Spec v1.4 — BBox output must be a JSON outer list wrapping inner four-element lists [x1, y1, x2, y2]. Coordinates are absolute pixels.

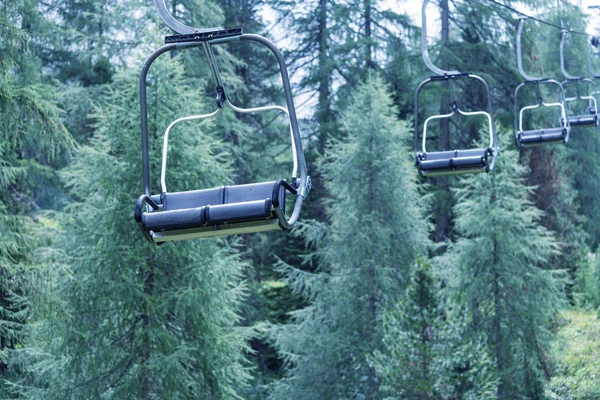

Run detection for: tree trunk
[[434, 0, 451, 243], [364, 0, 374, 71], [317, 0, 331, 154]]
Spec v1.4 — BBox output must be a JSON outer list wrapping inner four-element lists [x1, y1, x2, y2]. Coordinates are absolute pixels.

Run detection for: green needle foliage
[[372, 259, 497, 400], [0, 0, 72, 394], [269, 75, 429, 400], [441, 135, 565, 399], [8, 48, 252, 399]]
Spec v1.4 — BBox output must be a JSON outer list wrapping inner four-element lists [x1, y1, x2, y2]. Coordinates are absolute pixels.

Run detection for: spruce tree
[[269, 75, 429, 400], [0, 0, 72, 393], [11, 46, 252, 399], [444, 135, 565, 399], [372, 259, 497, 399]]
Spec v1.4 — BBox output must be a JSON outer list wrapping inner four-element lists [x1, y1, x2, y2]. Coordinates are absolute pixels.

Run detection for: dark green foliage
[[443, 134, 565, 398], [269, 76, 429, 400], [372, 259, 497, 399], [0, 0, 73, 393], [8, 50, 252, 399]]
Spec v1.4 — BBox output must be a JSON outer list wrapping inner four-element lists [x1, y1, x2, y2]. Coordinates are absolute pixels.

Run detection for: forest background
[[2, 0, 600, 398]]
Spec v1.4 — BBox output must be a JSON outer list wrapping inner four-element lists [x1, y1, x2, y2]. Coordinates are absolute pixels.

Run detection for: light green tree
[[269, 75, 429, 400], [8, 48, 252, 399], [441, 135, 565, 399]]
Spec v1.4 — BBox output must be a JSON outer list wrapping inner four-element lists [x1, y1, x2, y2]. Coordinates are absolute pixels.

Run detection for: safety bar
[[160, 104, 297, 194], [140, 35, 308, 229], [560, 30, 583, 81], [561, 79, 599, 116], [414, 74, 498, 159], [161, 109, 222, 193], [514, 79, 570, 142], [422, 109, 494, 154], [519, 102, 567, 133], [517, 18, 548, 82], [421, 0, 460, 76]]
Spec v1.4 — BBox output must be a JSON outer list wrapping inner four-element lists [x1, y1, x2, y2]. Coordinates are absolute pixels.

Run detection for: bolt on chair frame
[[414, 0, 499, 177], [135, 0, 311, 244], [514, 18, 570, 148], [559, 30, 598, 127]]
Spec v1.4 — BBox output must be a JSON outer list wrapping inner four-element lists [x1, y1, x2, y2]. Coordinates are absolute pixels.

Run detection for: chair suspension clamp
[[164, 27, 244, 44], [216, 86, 226, 109], [299, 176, 312, 199]]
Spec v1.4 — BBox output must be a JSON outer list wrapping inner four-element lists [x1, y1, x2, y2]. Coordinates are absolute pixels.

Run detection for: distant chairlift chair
[[514, 18, 571, 147], [134, 0, 311, 244], [559, 30, 598, 128], [414, 0, 499, 177], [588, 35, 600, 127]]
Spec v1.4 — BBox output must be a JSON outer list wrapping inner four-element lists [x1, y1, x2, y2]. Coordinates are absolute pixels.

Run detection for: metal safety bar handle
[[561, 30, 583, 81], [201, 42, 298, 179], [421, 0, 460, 76], [224, 100, 298, 179], [414, 74, 498, 157], [153, 0, 221, 34], [161, 109, 222, 193], [517, 18, 547, 82], [514, 79, 570, 141], [519, 102, 567, 133]]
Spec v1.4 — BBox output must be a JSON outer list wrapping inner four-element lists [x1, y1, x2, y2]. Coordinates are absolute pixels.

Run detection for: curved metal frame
[[414, 0, 499, 174], [560, 30, 599, 120], [140, 34, 309, 231], [514, 18, 571, 146], [414, 75, 498, 171], [513, 80, 570, 144], [153, 0, 221, 34]]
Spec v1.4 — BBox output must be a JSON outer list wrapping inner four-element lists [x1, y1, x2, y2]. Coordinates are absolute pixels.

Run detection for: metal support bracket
[[165, 27, 243, 44]]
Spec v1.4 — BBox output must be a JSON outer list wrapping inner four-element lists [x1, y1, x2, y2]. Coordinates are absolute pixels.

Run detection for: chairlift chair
[[414, 0, 499, 177], [134, 0, 311, 244], [559, 30, 598, 128], [588, 36, 600, 124], [514, 18, 571, 147]]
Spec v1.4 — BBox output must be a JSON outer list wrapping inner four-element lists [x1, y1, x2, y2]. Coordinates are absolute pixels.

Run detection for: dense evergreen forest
[[2, 0, 600, 398]]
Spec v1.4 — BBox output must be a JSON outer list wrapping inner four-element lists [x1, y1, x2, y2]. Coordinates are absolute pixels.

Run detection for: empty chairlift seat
[[568, 111, 598, 127], [135, 5, 311, 244], [517, 126, 568, 147]]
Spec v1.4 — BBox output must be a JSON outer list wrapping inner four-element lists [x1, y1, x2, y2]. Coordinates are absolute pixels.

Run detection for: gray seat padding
[[518, 127, 566, 146], [418, 148, 489, 172], [569, 114, 598, 126], [142, 181, 286, 232]]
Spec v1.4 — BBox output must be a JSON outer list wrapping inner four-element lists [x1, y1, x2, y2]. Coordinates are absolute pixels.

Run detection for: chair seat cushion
[[518, 128, 566, 145], [569, 114, 598, 126], [142, 181, 286, 232], [418, 148, 489, 172]]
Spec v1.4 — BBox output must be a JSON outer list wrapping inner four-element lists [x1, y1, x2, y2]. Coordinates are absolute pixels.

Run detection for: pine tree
[[269, 75, 429, 400], [372, 259, 497, 399], [9, 45, 252, 399], [0, 0, 72, 393], [443, 134, 565, 399]]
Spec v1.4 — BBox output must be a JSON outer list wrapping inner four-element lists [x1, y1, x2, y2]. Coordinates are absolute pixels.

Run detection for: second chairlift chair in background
[[588, 35, 600, 125], [134, 0, 311, 244], [559, 29, 598, 128], [414, 0, 499, 177], [514, 18, 571, 147]]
